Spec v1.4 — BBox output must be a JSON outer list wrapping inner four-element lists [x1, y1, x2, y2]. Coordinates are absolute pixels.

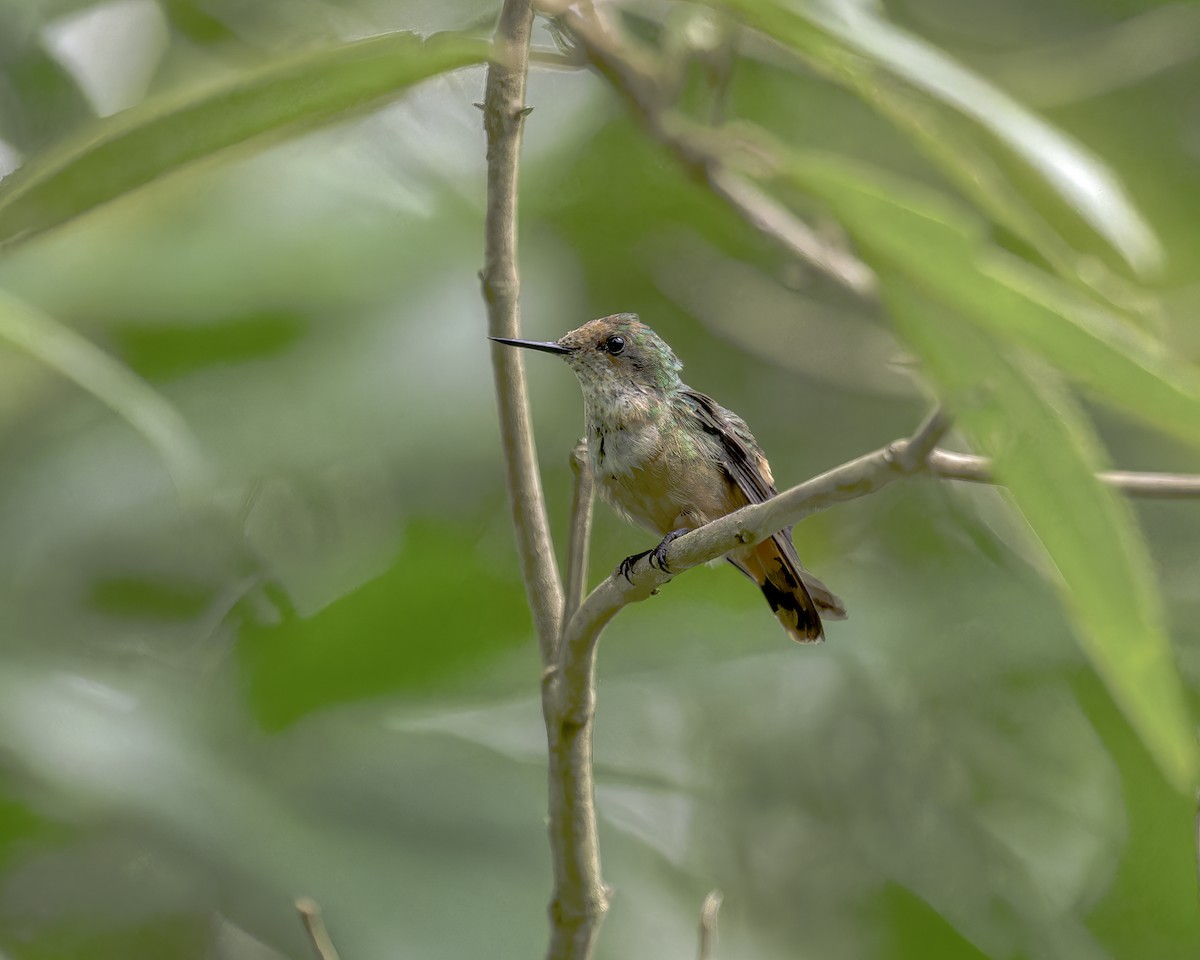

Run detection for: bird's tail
[[732, 534, 846, 644]]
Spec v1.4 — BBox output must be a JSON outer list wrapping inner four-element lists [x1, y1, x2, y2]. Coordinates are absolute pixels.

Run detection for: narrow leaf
[[0, 288, 208, 500], [714, 0, 1162, 275], [0, 31, 489, 246], [776, 151, 1200, 448], [886, 280, 1197, 793]]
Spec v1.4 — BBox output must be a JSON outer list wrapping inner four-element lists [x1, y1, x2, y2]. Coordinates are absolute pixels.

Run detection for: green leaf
[[713, 0, 1162, 276], [775, 152, 1200, 448], [761, 144, 1198, 790], [885, 280, 1198, 793], [0, 31, 489, 246], [239, 522, 534, 730], [0, 288, 209, 499]]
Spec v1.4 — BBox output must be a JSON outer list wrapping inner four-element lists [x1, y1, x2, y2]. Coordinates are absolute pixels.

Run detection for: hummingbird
[[492, 313, 846, 642]]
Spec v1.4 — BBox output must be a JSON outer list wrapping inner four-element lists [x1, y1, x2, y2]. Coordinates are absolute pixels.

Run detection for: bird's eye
[[604, 335, 626, 356]]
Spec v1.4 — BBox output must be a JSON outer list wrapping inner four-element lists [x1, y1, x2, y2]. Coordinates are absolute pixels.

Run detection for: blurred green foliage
[[0, 1, 1198, 959]]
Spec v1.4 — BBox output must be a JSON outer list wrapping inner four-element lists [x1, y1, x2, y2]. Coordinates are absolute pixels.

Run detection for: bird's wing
[[681, 389, 847, 620], [679, 389, 776, 504]]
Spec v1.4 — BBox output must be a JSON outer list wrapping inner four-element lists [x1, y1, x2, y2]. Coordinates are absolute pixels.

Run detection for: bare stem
[[549, 2, 877, 297], [483, 0, 564, 657], [544, 665, 609, 960], [707, 169, 877, 296], [893, 406, 953, 472], [296, 898, 342, 960], [545, 463, 607, 959], [491, 11, 1200, 960], [560, 416, 1200, 660], [697, 890, 724, 960], [483, 6, 608, 958], [565, 440, 595, 622], [929, 449, 1200, 498]]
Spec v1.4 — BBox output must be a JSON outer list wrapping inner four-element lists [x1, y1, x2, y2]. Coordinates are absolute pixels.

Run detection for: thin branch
[[893, 406, 953, 472], [697, 890, 723, 960], [543, 671, 609, 960], [546, 1, 877, 297], [484, 7, 608, 959], [564, 439, 595, 622], [928, 449, 1200, 499], [707, 168, 877, 296], [296, 898, 342, 960], [558, 416, 1200, 672], [542, 440, 608, 960], [529, 48, 587, 69], [483, 1, 564, 657], [559, 419, 936, 692], [545, 463, 608, 957]]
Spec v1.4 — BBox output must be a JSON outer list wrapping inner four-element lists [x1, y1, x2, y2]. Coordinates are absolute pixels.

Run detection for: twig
[[548, 2, 877, 297], [543, 668, 609, 960], [483, 1, 564, 657], [483, 6, 609, 959], [697, 890, 723, 960], [296, 898, 342, 960], [559, 415, 940, 680], [707, 169, 877, 296], [928, 449, 1200, 499], [559, 414, 1200, 667], [529, 48, 587, 69], [494, 11, 1200, 959], [564, 440, 595, 622], [543, 456, 608, 959], [892, 406, 953, 472]]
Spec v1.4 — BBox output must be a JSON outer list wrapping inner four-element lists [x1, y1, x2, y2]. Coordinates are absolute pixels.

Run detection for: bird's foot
[[617, 548, 652, 583], [648, 528, 688, 573], [617, 529, 690, 582]]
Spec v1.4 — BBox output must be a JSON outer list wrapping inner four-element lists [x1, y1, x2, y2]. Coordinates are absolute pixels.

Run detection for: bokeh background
[[1, 1, 1199, 958]]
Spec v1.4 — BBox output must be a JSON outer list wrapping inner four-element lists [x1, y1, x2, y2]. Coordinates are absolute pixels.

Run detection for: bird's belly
[[597, 442, 734, 536]]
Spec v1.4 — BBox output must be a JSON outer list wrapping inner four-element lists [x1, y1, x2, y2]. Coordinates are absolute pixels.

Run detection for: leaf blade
[[0, 288, 208, 499], [714, 0, 1162, 275], [776, 151, 1200, 448], [0, 31, 489, 246], [885, 281, 1198, 793]]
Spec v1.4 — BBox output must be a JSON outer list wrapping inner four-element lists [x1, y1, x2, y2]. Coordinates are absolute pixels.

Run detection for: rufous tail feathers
[[733, 535, 846, 643]]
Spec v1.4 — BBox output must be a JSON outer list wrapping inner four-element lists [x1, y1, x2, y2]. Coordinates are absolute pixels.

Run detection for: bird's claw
[[617, 530, 689, 582], [648, 528, 687, 573], [617, 549, 652, 583]]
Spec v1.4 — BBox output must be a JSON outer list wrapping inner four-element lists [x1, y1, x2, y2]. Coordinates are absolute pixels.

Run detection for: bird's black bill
[[489, 336, 572, 356]]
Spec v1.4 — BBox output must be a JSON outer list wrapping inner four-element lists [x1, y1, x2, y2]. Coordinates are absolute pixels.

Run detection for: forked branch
[[481, 4, 609, 959], [296, 898, 342, 960], [485, 9, 1200, 960], [484, 0, 564, 659], [559, 414, 1200, 678]]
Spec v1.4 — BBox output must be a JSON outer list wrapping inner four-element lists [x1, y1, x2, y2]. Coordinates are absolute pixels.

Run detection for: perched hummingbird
[[493, 313, 846, 642]]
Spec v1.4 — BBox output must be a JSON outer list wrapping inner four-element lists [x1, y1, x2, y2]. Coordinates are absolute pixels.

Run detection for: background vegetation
[[1, 0, 1199, 958]]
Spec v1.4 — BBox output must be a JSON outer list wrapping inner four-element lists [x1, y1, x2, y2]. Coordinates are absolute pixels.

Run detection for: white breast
[[582, 389, 664, 479]]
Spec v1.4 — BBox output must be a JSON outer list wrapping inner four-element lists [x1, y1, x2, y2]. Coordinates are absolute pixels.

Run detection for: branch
[[296, 898, 342, 960], [707, 168, 877, 296], [564, 440, 595, 621], [559, 418, 938, 685], [483, 1, 564, 657], [697, 890, 723, 960], [893, 406, 953, 472], [546, 1, 877, 297], [559, 414, 1200, 671], [929, 449, 1200, 499], [545, 463, 608, 955], [484, 7, 608, 959]]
